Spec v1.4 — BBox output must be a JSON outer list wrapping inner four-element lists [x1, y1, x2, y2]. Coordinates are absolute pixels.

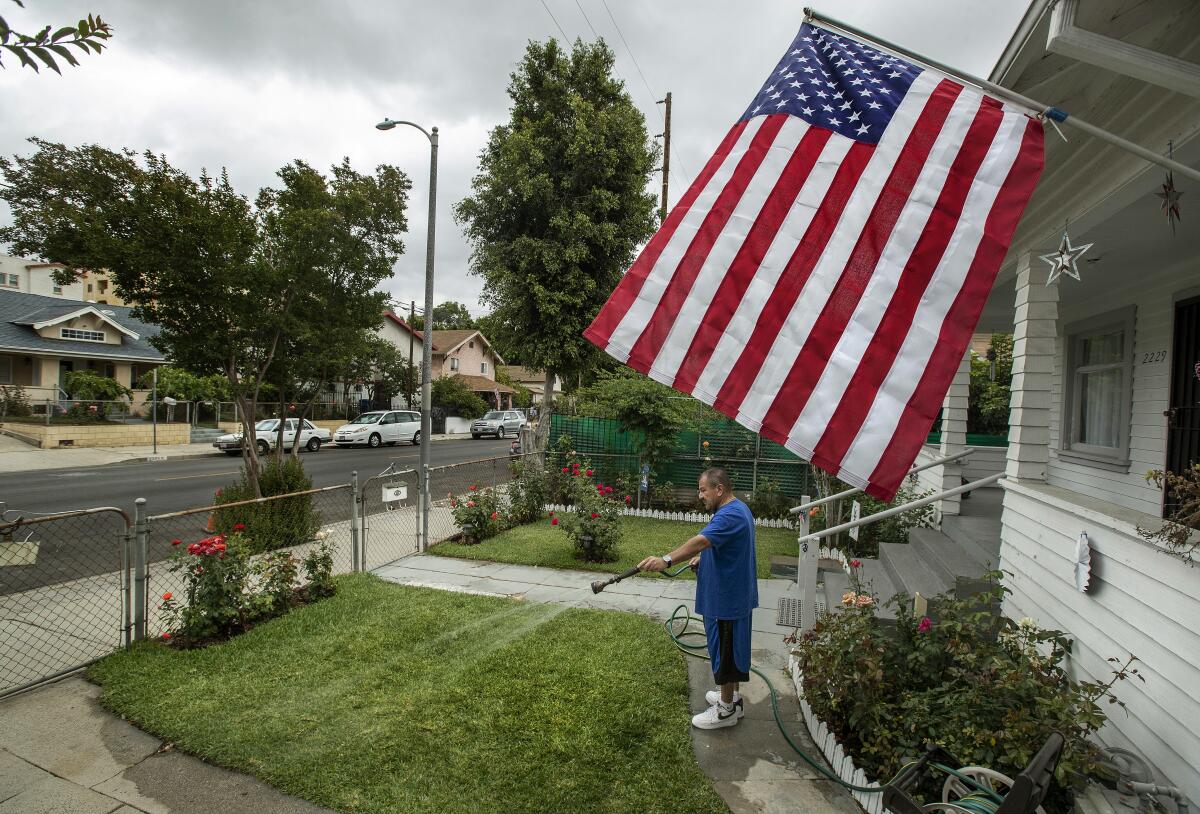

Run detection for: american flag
[[584, 22, 1044, 501]]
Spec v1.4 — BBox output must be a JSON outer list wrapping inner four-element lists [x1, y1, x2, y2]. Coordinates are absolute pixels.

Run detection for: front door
[[1165, 295, 1200, 517], [58, 360, 73, 390]]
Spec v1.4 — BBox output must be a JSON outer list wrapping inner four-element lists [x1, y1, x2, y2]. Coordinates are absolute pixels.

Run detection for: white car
[[470, 410, 527, 439], [333, 410, 422, 448], [213, 418, 332, 456]]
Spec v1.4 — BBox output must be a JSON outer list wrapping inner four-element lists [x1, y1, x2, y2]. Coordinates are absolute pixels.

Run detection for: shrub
[[213, 458, 321, 554], [808, 482, 935, 558], [63, 369, 132, 401], [742, 477, 795, 520], [432, 375, 488, 419], [793, 575, 1138, 812], [450, 485, 503, 544], [505, 458, 549, 525], [0, 384, 31, 419], [546, 434, 583, 505], [158, 528, 337, 646], [551, 464, 622, 562], [1139, 464, 1200, 566]]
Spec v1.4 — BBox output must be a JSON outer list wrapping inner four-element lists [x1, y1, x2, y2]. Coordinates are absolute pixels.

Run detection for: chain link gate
[[0, 506, 133, 698], [360, 466, 419, 570]]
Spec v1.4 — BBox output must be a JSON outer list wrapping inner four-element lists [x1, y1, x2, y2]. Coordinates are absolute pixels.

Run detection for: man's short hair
[[701, 467, 733, 493]]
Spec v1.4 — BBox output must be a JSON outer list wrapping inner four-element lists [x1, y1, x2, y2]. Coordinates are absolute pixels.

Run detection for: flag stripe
[[602, 118, 767, 361], [625, 115, 789, 372], [754, 79, 963, 439], [718, 71, 944, 424], [833, 108, 1030, 484], [583, 120, 749, 349], [669, 125, 834, 394], [809, 96, 1005, 472], [866, 116, 1045, 495]]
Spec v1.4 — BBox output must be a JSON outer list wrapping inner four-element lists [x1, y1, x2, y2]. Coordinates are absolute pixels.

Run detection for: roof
[[430, 330, 507, 365], [382, 311, 428, 345], [449, 373, 514, 394], [499, 365, 544, 383], [0, 289, 165, 362]]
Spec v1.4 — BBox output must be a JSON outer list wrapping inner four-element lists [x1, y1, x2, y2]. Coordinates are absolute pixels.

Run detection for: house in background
[[81, 269, 131, 306], [429, 329, 514, 409], [0, 289, 165, 406], [0, 254, 84, 300], [910, 0, 1200, 801], [499, 365, 562, 405]]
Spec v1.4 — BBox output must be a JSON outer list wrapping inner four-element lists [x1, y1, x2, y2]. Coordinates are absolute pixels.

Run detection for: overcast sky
[[0, 1, 1028, 316]]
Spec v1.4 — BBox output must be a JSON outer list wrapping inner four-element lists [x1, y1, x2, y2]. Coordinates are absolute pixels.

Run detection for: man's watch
[[662, 554, 673, 566]]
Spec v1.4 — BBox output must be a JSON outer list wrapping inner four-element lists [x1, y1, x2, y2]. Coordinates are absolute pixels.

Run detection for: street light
[[376, 117, 438, 552]]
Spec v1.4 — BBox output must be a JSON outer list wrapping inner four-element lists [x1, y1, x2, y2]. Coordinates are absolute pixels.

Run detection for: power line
[[598, 0, 692, 189], [573, 0, 600, 38], [538, 0, 571, 42]]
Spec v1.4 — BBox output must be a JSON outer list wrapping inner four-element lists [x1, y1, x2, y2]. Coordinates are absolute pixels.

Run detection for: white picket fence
[[542, 504, 795, 529], [789, 655, 887, 814]]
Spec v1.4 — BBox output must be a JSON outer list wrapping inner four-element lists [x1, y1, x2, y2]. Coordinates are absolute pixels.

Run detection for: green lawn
[[430, 515, 798, 579], [89, 574, 726, 814]]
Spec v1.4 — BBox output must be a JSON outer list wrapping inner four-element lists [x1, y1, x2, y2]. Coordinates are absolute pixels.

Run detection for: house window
[[450, 357, 459, 371], [4, 274, 18, 288], [0, 356, 11, 384], [61, 328, 107, 342], [469, 340, 475, 349], [130, 364, 140, 388], [53, 285, 63, 295], [1061, 307, 1135, 468], [480, 362, 488, 375]]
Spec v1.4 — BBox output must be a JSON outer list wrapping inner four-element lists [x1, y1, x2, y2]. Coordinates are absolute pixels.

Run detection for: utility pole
[[408, 300, 416, 409], [657, 91, 672, 221]]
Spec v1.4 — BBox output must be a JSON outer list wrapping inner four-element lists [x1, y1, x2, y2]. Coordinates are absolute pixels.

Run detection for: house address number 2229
[[1140, 351, 1167, 364]]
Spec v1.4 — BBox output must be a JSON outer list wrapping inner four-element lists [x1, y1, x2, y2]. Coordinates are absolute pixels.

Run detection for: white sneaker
[[692, 701, 741, 729], [704, 690, 744, 718]]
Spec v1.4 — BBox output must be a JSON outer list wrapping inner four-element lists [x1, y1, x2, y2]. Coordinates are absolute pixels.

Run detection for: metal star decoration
[[1155, 171, 1183, 235], [1039, 229, 1093, 285]]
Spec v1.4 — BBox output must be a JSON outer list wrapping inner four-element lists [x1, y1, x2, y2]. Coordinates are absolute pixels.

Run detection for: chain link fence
[[1, 506, 132, 698], [360, 468, 419, 570], [424, 453, 533, 546]]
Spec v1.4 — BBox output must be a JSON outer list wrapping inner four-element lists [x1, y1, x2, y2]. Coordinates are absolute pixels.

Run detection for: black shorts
[[707, 617, 751, 685]]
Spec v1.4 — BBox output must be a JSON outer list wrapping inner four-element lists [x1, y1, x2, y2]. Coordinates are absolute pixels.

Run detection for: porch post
[[1005, 252, 1058, 483], [937, 349, 972, 517]]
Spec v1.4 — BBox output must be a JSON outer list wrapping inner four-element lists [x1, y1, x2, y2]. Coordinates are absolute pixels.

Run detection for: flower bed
[[790, 574, 1138, 813]]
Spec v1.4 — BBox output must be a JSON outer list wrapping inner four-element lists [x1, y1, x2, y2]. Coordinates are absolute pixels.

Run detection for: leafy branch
[[1139, 464, 1200, 566], [0, 3, 113, 74]]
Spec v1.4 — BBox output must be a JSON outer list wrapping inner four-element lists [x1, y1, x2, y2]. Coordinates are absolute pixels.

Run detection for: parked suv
[[471, 410, 526, 439], [333, 410, 422, 447]]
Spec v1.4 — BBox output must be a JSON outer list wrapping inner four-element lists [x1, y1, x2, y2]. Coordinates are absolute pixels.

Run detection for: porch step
[[939, 514, 1002, 570], [880, 541, 953, 602], [908, 527, 996, 587], [190, 427, 225, 443], [822, 559, 898, 619]]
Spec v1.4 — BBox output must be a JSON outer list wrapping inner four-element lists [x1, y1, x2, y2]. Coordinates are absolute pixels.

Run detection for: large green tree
[[454, 38, 659, 447], [0, 141, 409, 491]]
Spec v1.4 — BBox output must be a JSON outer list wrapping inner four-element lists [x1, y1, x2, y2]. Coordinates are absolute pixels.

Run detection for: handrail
[[795, 473, 1003, 545], [788, 449, 975, 515]]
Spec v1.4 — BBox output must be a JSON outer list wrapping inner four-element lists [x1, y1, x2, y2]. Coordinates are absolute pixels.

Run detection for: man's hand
[[637, 555, 668, 572], [688, 556, 700, 572]]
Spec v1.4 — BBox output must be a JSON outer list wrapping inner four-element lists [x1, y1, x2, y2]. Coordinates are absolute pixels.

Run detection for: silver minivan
[[333, 410, 422, 447]]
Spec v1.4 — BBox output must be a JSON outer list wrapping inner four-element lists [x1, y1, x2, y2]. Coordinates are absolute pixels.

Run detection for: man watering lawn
[[639, 468, 757, 729]]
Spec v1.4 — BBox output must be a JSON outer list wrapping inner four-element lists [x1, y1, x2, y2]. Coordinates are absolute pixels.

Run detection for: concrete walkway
[[0, 555, 859, 814]]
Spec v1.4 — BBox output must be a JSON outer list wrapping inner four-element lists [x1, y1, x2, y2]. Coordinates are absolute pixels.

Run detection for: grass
[[430, 514, 798, 579], [89, 573, 727, 814]]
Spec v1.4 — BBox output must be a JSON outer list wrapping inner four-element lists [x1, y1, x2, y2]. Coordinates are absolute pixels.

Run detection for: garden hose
[[664, 604, 1007, 806]]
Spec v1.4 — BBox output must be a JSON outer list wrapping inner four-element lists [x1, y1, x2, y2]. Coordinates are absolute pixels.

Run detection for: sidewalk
[[0, 555, 859, 814]]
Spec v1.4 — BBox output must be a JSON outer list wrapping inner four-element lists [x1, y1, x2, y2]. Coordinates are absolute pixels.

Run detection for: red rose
[[551, 517, 559, 526], [624, 495, 632, 503], [171, 539, 182, 546], [233, 523, 245, 532], [467, 501, 476, 508], [586, 469, 593, 477], [850, 559, 862, 569], [215, 543, 226, 552], [161, 632, 171, 640], [451, 501, 458, 508], [548, 511, 555, 517], [469, 485, 478, 492], [590, 512, 599, 519], [490, 512, 498, 520], [187, 543, 200, 555], [562, 467, 569, 473], [162, 592, 172, 601]]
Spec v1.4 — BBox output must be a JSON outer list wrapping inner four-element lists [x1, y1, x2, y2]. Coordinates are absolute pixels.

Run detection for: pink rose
[[917, 617, 932, 633]]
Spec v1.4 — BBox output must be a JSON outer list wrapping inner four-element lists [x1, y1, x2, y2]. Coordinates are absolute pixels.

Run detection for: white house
[[0, 254, 85, 300], [916, 0, 1200, 800]]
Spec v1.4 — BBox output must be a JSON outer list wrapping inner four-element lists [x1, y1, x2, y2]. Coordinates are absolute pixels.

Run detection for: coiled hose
[[664, 603, 1005, 810]]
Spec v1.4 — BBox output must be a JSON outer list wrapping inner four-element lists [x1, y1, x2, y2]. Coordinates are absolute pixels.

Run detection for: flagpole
[[802, 7, 1200, 185]]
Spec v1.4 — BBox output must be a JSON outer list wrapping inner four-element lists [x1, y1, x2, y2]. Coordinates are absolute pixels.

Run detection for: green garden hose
[[664, 603, 1005, 809]]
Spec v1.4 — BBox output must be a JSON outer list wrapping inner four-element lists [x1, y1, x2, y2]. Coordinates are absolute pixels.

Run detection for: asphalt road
[[0, 437, 514, 595], [0, 436, 512, 518]]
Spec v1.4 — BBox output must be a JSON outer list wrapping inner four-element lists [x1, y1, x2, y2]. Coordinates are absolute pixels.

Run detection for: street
[[0, 436, 512, 518]]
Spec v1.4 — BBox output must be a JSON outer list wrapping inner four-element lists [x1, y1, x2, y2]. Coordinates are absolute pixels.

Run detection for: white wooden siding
[[1046, 263, 1188, 516], [1000, 480, 1200, 801]]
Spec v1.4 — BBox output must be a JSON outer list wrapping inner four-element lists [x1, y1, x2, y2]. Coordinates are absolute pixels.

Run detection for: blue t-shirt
[[695, 498, 757, 620]]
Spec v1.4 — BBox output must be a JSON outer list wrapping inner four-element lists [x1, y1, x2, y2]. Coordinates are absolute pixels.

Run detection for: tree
[[495, 366, 533, 408], [0, 141, 409, 493], [139, 366, 229, 403], [475, 311, 523, 365], [454, 37, 659, 449], [968, 333, 1013, 436], [0, 4, 112, 73], [432, 375, 487, 420], [408, 300, 476, 331], [63, 369, 130, 401], [574, 367, 689, 477]]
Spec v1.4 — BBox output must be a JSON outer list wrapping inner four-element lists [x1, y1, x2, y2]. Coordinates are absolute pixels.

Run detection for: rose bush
[[450, 485, 503, 544], [550, 465, 622, 562]]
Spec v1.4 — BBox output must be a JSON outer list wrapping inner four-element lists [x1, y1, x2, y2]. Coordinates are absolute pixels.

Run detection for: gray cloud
[[1, 1, 1027, 315]]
